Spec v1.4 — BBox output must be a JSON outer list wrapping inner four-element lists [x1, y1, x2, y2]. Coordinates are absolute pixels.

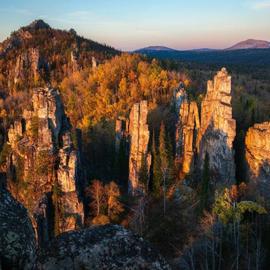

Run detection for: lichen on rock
[[0, 188, 36, 270], [37, 224, 170, 270]]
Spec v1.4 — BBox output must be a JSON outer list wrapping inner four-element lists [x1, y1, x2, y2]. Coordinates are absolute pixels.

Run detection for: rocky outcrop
[[0, 188, 36, 270], [26, 20, 51, 31], [1, 194, 169, 270], [173, 82, 187, 115], [14, 48, 47, 85], [245, 122, 270, 193], [37, 224, 170, 270], [92, 56, 98, 69], [176, 99, 200, 177], [128, 101, 151, 193], [1, 20, 118, 94], [7, 87, 84, 244], [70, 50, 79, 72], [197, 68, 236, 185]]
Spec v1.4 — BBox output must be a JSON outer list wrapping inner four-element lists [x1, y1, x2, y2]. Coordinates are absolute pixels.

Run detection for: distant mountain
[[135, 46, 177, 53], [135, 39, 270, 54], [191, 48, 218, 52], [134, 48, 270, 68], [227, 39, 270, 50]]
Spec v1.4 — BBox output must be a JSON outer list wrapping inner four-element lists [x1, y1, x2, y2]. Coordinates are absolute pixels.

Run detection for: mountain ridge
[[226, 39, 270, 50], [135, 39, 270, 52]]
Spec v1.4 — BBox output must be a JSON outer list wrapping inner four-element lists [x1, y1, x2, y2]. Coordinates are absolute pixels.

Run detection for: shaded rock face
[[173, 83, 187, 115], [0, 188, 36, 270], [27, 20, 51, 31], [176, 99, 200, 177], [115, 117, 129, 154], [128, 101, 150, 193], [7, 87, 84, 244], [37, 224, 170, 270], [245, 122, 270, 195], [197, 68, 236, 184]]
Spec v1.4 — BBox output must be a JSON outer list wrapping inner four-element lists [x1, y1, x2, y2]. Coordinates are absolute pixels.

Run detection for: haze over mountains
[[134, 39, 270, 68], [135, 39, 270, 52]]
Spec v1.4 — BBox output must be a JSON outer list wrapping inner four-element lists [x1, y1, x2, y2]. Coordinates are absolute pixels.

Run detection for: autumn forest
[[0, 17, 270, 270]]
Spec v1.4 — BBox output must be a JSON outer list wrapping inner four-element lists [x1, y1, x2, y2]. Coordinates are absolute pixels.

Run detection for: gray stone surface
[[0, 188, 36, 270], [37, 224, 170, 270]]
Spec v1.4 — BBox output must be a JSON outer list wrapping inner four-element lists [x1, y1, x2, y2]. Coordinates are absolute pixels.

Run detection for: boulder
[[0, 188, 36, 270], [37, 224, 170, 270]]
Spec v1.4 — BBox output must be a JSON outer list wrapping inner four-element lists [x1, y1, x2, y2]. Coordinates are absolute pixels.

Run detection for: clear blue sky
[[0, 0, 269, 51]]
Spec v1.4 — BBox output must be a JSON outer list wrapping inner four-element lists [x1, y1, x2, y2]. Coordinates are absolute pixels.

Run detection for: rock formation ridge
[[245, 122, 270, 195], [128, 101, 151, 193], [175, 68, 236, 184], [7, 87, 84, 243]]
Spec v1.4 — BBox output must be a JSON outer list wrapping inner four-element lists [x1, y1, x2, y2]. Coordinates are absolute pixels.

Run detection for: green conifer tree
[[199, 152, 210, 213], [159, 122, 169, 172], [151, 132, 162, 197], [139, 153, 149, 192]]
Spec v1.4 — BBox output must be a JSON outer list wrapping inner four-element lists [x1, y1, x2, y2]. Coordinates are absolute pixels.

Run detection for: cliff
[[128, 101, 151, 193], [176, 99, 200, 177], [245, 122, 270, 194], [197, 68, 236, 185], [6, 87, 84, 243]]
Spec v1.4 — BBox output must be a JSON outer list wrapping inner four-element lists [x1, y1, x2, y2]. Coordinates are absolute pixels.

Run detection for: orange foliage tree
[[60, 53, 186, 129]]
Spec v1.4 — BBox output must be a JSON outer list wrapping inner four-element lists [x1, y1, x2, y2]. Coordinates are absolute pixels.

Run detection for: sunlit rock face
[[245, 122, 270, 194], [7, 87, 84, 244], [0, 188, 36, 270], [70, 50, 79, 72], [37, 224, 170, 270], [197, 68, 236, 184], [13, 48, 47, 85], [128, 101, 150, 193], [176, 99, 200, 177]]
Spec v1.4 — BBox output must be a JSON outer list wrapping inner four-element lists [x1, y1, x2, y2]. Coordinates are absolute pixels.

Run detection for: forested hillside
[[1, 20, 270, 270]]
